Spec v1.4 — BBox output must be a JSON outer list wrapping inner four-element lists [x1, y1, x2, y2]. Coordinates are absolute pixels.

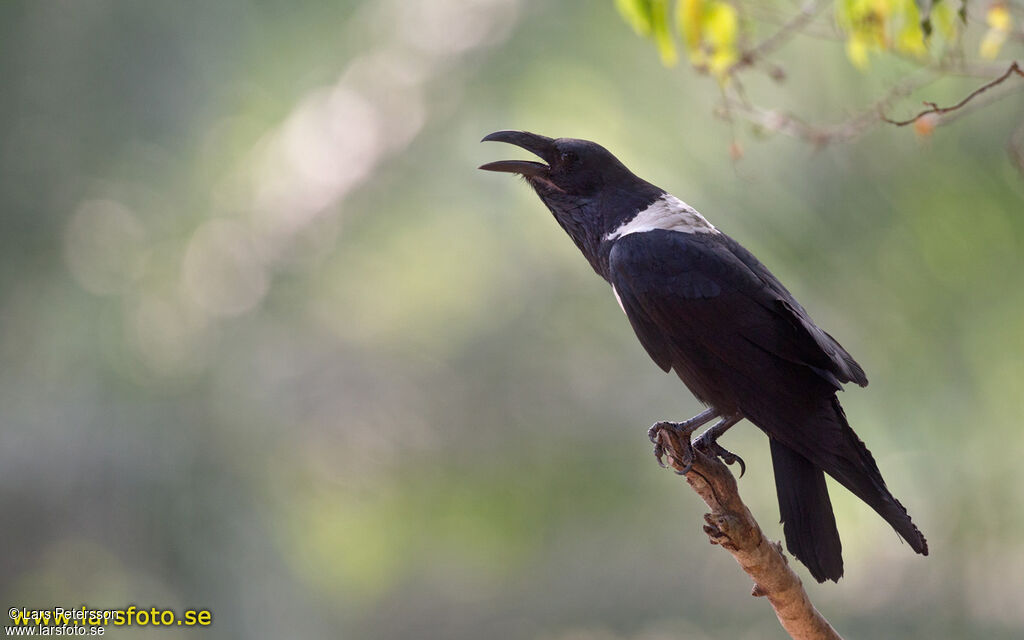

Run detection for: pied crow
[[479, 130, 927, 582]]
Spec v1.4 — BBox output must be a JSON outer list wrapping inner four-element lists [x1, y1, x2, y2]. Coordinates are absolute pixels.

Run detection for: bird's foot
[[692, 415, 746, 477], [648, 421, 700, 475], [693, 434, 746, 477], [648, 409, 718, 474]]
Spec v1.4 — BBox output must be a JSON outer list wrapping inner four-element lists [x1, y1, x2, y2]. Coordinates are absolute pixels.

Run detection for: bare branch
[[742, 1, 842, 44], [730, 0, 830, 74], [718, 71, 934, 146], [882, 62, 1024, 126], [719, 101, 876, 146], [652, 427, 843, 640], [928, 79, 1024, 127], [719, 60, 1024, 147]]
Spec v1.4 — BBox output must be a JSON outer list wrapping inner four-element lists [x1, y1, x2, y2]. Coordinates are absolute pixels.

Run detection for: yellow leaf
[[979, 29, 1007, 59], [987, 4, 1011, 31], [709, 49, 737, 76], [979, 4, 1011, 59], [896, 22, 927, 55], [705, 2, 737, 46], [677, 0, 705, 51], [835, 0, 856, 30], [847, 35, 871, 69], [703, 1, 737, 76]]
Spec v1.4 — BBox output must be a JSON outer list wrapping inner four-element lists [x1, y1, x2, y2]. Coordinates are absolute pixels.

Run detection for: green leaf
[[615, 0, 654, 35], [650, 0, 678, 66], [615, 0, 676, 66]]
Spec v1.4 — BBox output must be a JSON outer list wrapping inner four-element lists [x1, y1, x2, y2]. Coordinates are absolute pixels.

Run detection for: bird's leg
[[648, 408, 718, 474], [693, 414, 746, 477]]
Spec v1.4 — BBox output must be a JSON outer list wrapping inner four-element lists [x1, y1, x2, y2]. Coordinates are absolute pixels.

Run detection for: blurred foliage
[[981, 3, 1015, 58], [836, 0, 956, 67], [614, 0, 1014, 70], [616, 0, 739, 74], [0, 1, 1023, 640], [613, 0, 1024, 170]]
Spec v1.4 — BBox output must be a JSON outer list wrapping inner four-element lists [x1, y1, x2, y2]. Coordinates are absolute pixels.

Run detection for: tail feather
[[758, 395, 928, 581], [821, 398, 929, 556], [770, 439, 844, 583]]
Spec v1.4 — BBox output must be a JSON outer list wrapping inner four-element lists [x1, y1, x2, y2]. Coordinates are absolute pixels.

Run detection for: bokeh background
[[2, 1, 1023, 638]]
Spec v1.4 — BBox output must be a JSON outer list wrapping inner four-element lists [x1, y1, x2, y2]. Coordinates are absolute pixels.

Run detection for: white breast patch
[[604, 194, 718, 241]]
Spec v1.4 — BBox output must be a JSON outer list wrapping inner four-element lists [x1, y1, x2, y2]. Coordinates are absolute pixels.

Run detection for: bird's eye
[[560, 151, 579, 166]]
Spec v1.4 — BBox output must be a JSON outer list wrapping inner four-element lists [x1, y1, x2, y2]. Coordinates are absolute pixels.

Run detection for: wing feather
[[607, 230, 866, 389]]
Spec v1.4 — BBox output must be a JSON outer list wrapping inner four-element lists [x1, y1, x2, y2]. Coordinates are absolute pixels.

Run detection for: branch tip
[[882, 61, 1024, 127]]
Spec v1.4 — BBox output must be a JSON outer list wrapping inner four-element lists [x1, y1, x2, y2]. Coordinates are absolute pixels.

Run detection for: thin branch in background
[[882, 61, 1024, 126], [710, 3, 1019, 147], [929, 78, 1024, 127], [695, 0, 1023, 162], [721, 99, 879, 146], [926, 59, 1024, 79], [730, 0, 830, 74], [633, 0, 1024, 175], [651, 427, 844, 640], [718, 59, 1024, 148], [718, 70, 936, 146], [742, 0, 840, 44]]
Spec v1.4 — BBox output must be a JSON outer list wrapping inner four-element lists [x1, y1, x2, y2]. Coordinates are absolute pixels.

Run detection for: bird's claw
[[649, 422, 668, 467], [649, 421, 698, 474], [652, 441, 667, 468], [674, 457, 694, 476], [672, 437, 696, 475], [694, 434, 746, 477], [647, 422, 670, 444]]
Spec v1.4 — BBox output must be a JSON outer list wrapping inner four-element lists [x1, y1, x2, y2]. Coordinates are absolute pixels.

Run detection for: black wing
[[723, 235, 867, 387], [607, 229, 867, 393], [608, 230, 928, 577]]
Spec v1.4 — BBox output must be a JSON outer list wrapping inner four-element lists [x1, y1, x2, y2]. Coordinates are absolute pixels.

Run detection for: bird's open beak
[[478, 130, 555, 178]]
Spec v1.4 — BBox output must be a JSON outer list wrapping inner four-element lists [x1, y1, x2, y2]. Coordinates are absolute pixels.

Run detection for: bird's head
[[479, 131, 639, 199], [479, 131, 663, 273]]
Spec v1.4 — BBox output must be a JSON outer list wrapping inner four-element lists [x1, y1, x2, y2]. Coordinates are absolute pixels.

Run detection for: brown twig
[[882, 61, 1024, 126], [718, 70, 935, 146], [928, 79, 1024, 127], [653, 427, 843, 640]]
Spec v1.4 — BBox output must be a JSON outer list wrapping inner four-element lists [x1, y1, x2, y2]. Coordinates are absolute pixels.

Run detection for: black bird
[[479, 131, 928, 582]]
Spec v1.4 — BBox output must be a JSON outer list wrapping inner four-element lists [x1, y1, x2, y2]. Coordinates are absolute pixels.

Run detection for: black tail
[[818, 398, 929, 557], [762, 396, 927, 581], [770, 439, 844, 582]]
